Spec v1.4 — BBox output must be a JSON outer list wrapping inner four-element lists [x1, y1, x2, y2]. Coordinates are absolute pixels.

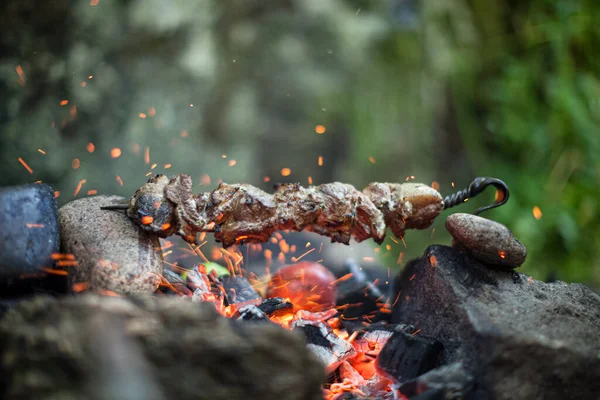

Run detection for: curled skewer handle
[[443, 177, 510, 215]]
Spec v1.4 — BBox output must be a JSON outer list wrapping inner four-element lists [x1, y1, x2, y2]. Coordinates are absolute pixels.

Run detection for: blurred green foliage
[[367, 0, 600, 285], [1, 0, 598, 286]]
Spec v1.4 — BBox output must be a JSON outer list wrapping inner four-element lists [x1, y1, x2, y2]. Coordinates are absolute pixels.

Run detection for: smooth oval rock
[[59, 195, 163, 294], [0, 183, 59, 277], [446, 213, 526, 269]]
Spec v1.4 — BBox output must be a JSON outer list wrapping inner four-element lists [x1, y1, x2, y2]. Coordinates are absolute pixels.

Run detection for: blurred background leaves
[[1, 0, 598, 286]]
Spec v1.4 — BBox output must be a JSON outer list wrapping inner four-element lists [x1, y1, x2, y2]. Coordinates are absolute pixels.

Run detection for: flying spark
[[18, 158, 33, 174]]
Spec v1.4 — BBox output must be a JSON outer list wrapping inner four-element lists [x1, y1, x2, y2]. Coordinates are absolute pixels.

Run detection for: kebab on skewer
[[103, 174, 509, 248]]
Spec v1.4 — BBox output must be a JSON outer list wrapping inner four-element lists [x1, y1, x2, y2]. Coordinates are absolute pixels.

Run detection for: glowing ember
[[116, 175, 124, 186], [38, 149, 46, 155], [315, 125, 326, 134], [15, 65, 25, 86], [141, 215, 154, 225], [87, 142, 95, 153], [318, 156, 323, 166], [72, 158, 81, 169], [18, 157, 33, 174], [281, 168, 291, 177], [74, 179, 87, 196], [110, 148, 122, 158], [228, 159, 237, 167], [429, 255, 438, 267], [368, 156, 375, 164], [533, 206, 542, 220], [59, 100, 69, 106]]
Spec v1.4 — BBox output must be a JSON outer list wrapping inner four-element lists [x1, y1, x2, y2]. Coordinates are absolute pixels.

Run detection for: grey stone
[[0, 295, 325, 400], [58, 195, 163, 294], [396, 363, 474, 399], [391, 245, 600, 400], [445, 213, 526, 269], [0, 184, 59, 277]]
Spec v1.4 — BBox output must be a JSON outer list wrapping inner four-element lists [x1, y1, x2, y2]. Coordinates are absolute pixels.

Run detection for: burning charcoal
[[336, 259, 391, 332], [234, 304, 270, 323], [219, 275, 261, 312], [159, 269, 192, 296], [391, 245, 600, 399], [59, 196, 163, 294], [348, 324, 414, 381], [0, 184, 59, 278], [293, 318, 357, 374], [266, 261, 337, 311], [446, 213, 527, 269], [396, 363, 474, 400], [258, 297, 293, 316], [375, 330, 443, 384]]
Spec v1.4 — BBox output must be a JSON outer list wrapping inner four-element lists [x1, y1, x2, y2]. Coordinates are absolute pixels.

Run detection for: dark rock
[[375, 330, 443, 383], [219, 275, 261, 313], [258, 297, 293, 316], [391, 245, 600, 400], [0, 273, 69, 298], [397, 363, 474, 399], [158, 269, 192, 296], [58, 195, 163, 294], [446, 213, 526, 269], [0, 295, 325, 400], [0, 184, 59, 277]]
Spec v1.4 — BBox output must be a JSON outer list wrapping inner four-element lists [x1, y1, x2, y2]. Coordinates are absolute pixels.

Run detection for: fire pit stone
[[0, 295, 325, 400], [446, 213, 526, 269], [391, 244, 600, 400], [0, 183, 59, 277], [58, 195, 163, 294]]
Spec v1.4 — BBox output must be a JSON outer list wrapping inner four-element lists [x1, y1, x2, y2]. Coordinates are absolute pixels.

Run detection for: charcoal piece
[[375, 330, 443, 383], [159, 269, 192, 296], [0, 295, 325, 400], [234, 304, 270, 323], [0, 184, 59, 278], [408, 388, 446, 400], [336, 259, 390, 332], [219, 276, 261, 310], [397, 363, 474, 400], [258, 297, 293, 316], [391, 244, 600, 400], [293, 318, 356, 374], [352, 323, 413, 355]]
